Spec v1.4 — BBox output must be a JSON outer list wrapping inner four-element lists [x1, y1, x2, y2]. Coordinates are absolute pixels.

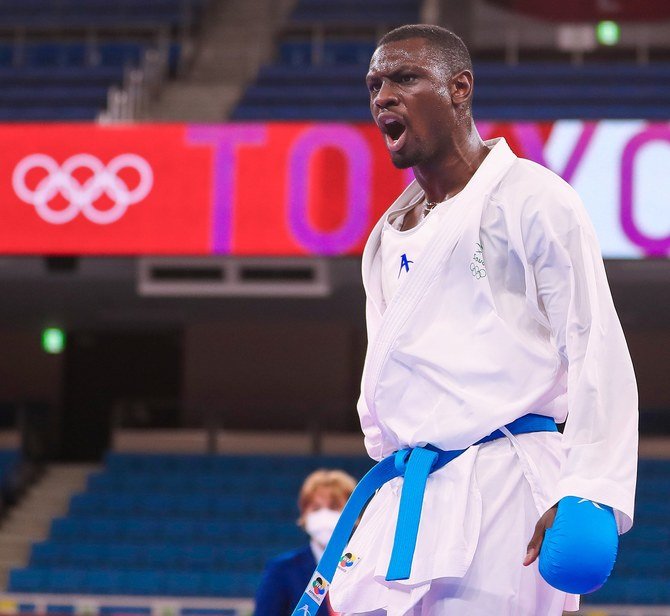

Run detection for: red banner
[[0, 121, 666, 258], [0, 124, 213, 254], [0, 122, 410, 256]]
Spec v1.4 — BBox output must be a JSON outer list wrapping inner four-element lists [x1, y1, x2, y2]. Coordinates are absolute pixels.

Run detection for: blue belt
[[290, 413, 557, 615]]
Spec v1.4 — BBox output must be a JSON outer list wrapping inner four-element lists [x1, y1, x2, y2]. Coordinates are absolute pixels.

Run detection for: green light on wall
[[596, 21, 620, 46], [42, 328, 65, 354]]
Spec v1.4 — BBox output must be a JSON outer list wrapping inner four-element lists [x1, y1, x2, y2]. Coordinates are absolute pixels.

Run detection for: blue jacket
[[254, 544, 329, 615]]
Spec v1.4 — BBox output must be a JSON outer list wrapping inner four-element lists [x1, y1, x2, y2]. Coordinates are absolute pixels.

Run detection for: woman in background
[[254, 469, 356, 615]]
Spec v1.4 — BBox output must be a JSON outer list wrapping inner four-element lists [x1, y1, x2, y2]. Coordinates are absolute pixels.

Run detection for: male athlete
[[291, 24, 638, 616]]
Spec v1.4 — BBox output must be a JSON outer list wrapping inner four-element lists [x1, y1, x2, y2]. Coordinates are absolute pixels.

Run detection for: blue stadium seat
[[0, 0, 192, 120], [279, 41, 377, 66], [145, 545, 178, 568], [97, 42, 144, 67], [123, 570, 165, 595], [0, 0, 202, 29], [639, 459, 670, 476], [35, 453, 670, 602], [201, 572, 260, 598], [23, 42, 88, 68], [0, 66, 124, 87], [16, 452, 358, 597], [47, 568, 87, 593], [85, 570, 125, 594], [8, 568, 48, 593], [624, 523, 670, 548], [165, 572, 203, 596], [615, 549, 670, 575], [30, 542, 61, 567], [623, 577, 670, 604], [234, 58, 670, 121], [0, 44, 15, 67], [107, 544, 142, 567]]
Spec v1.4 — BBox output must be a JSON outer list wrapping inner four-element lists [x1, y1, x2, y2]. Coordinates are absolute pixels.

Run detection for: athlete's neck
[[413, 125, 490, 205]]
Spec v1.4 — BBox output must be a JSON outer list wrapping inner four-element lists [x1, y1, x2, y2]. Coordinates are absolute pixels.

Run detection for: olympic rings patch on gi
[[12, 153, 154, 225], [470, 262, 487, 279]]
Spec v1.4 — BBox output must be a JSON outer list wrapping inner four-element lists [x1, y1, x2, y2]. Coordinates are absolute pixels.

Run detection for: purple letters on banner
[[187, 124, 267, 254], [288, 125, 371, 254], [512, 122, 596, 184], [620, 125, 670, 257]]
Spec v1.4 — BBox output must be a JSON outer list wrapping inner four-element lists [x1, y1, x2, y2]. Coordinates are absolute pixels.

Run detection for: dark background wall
[[182, 319, 364, 431], [2, 320, 669, 425], [0, 257, 668, 460], [0, 330, 63, 408]]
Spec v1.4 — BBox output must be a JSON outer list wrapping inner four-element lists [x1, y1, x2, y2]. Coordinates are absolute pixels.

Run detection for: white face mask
[[304, 508, 341, 548]]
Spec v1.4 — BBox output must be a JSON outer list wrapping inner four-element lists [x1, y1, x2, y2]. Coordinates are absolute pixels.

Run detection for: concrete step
[[0, 520, 53, 536], [0, 462, 99, 591], [0, 546, 30, 561], [147, 0, 298, 120], [150, 83, 240, 121]]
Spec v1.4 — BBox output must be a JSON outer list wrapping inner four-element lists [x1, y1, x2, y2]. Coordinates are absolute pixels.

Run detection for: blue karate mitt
[[539, 495, 618, 594]]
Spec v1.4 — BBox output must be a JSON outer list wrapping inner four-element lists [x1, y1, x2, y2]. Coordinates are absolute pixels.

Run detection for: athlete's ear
[[451, 70, 473, 106]]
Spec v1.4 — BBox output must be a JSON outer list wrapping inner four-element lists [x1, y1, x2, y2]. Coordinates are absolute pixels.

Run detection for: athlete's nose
[[374, 80, 399, 109]]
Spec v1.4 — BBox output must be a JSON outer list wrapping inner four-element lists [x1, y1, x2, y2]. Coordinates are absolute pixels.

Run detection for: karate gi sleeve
[[522, 181, 638, 534], [357, 298, 386, 461], [357, 391, 384, 461]]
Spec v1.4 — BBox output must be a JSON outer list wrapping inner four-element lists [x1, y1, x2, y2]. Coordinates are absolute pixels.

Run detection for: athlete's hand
[[523, 503, 558, 566]]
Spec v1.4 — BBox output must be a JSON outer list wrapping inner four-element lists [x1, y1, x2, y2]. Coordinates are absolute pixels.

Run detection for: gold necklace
[[423, 196, 441, 216]]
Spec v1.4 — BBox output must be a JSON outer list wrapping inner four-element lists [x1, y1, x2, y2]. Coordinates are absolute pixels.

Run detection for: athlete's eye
[[400, 74, 417, 84], [367, 81, 381, 94]]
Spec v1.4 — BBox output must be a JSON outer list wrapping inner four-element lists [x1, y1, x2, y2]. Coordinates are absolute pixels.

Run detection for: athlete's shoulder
[[495, 156, 587, 223], [501, 157, 580, 203]]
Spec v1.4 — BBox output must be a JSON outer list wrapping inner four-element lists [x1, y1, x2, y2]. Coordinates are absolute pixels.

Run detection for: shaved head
[[377, 24, 472, 80]]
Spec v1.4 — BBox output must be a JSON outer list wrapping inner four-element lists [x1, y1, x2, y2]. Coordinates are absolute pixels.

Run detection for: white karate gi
[[330, 138, 638, 615]]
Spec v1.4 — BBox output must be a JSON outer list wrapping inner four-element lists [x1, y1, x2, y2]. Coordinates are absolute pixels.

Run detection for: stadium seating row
[[0, 0, 206, 29], [243, 83, 670, 104], [0, 66, 123, 86], [30, 543, 272, 571], [233, 103, 670, 121], [279, 40, 376, 66], [68, 492, 298, 517], [0, 0, 202, 120], [615, 549, 670, 575], [254, 58, 670, 80], [9, 568, 259, 597], [29, 540, 670, 576], [587, 576, 670, 605], [0, 449, 21, 505], [8, 452, 670, 603], [10, 451, 359, 597], [0, 42, 182, 121], [50, 516, 304, 546], [104, 451, 374, 474], [0, 449, 20, 475], [0, 107, 99, 121], [0, 42, 181, 70], [87, 471, 306, 493], [233, 59, 670, 121], [620, 523, 670, 547]]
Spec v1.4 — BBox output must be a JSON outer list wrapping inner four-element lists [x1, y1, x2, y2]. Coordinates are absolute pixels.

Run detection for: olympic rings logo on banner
[[12, 153, 154, 225]]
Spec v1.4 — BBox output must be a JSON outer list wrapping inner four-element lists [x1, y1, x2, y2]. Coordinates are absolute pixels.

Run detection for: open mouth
[[380, 116, 408, 152]]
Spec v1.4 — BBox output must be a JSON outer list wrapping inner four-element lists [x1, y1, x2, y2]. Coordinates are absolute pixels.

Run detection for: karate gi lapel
[[361, 138, 518, 414], [361, 179, 424, 318]]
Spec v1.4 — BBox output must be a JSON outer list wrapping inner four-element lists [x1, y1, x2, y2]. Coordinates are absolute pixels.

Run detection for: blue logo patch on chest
[[398, 253, 413, 278]]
